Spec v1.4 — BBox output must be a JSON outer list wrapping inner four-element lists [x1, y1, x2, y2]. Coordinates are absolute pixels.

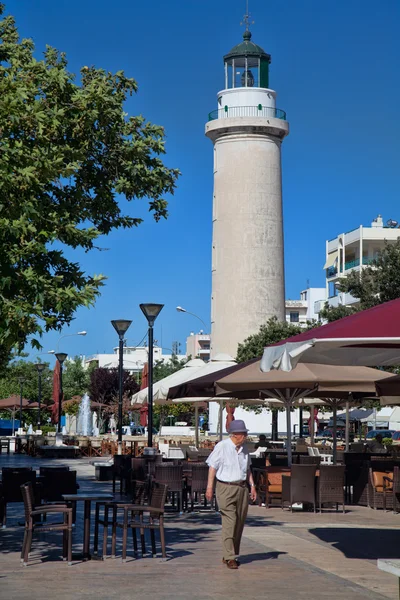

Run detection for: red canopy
[[139, 363, 149, 427], [261, 298, 400, 371], [51, 360, 61, 424], [225, 403, 235, 432]]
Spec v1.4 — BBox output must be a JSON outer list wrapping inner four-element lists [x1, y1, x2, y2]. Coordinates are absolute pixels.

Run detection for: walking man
[[205, 419, 256, 569]]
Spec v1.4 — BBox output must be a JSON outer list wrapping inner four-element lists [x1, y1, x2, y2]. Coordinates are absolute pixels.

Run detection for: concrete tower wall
[[206, 116, 289, 358]]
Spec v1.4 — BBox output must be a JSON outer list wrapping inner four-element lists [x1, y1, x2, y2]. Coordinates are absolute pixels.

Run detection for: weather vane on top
[[240, 0, 254, 31]]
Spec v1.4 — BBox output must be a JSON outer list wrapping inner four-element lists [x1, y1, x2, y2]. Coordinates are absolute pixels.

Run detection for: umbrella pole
[[345, 399, 350, 453], [195, 404, 199, 449], [286, 403, 293, 467], [310, 405, 315, 446], [333, 403, 337, 465]]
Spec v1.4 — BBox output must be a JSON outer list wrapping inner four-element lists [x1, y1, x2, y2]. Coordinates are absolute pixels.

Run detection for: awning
[[323, 251, 338, 270]]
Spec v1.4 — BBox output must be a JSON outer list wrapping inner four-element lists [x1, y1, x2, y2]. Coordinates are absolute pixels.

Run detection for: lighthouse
[[205, 21, 289, 359]]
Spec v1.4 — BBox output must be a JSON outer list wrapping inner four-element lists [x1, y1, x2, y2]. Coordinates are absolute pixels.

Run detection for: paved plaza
[[0, 455, 399, 600]]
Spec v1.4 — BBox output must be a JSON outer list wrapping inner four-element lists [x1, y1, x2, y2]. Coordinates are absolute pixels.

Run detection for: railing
[[208, 105, 287, 121], [344, 257, 375, 271]]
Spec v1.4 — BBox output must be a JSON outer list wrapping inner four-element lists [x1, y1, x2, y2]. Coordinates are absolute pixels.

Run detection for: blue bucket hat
[[228, 419, 249, 434]]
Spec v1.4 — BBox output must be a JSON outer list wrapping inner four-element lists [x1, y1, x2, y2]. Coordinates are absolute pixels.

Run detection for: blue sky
[[7, 0, 400, 361]]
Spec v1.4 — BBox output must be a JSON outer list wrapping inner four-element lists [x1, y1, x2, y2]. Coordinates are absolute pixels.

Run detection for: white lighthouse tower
[[206, 19, 289, 359]]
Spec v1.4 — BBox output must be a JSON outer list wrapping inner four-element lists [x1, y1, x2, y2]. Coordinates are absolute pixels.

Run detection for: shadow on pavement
[[309, 527, 400, 560], [240, 551, 287, 564]]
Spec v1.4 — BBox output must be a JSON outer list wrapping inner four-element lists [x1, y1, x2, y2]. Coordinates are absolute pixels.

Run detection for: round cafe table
[[63, 493, 113, 560]]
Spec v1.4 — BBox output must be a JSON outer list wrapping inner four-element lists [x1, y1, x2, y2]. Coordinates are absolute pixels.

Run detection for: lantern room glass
[[225, 56, 260, 89]]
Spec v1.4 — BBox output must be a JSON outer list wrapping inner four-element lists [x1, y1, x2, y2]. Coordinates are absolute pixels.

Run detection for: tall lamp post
[[55, 353, 68, 434], [18, 377, 25, 430], [111, 320, 132, 455], [56, 331, 87, 352], [35, 363, 46, 429], [176, 306, 208, 332], [140, 304, 164, 448]]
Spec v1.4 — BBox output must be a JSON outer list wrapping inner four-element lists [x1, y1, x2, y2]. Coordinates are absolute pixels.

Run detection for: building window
[[328, 281, 338, 297], [290, 312, 299, 323]]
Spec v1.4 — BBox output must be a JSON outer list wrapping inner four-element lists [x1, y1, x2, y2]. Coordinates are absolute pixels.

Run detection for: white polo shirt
[[206, 438, 249, 482]]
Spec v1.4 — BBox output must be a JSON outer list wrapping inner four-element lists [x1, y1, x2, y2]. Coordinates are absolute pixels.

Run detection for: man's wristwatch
[[250, 483, 255, 487]]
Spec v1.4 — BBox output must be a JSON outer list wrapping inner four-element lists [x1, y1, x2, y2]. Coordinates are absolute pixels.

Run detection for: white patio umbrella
[[131, 354, 237, 405]]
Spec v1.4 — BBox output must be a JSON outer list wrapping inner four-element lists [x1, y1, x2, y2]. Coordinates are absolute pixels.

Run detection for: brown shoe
[[226, 559, 239, 570], [222, 558, 240, 566]]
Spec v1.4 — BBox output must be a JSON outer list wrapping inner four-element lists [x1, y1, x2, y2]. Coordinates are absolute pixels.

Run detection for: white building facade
[[285, 287, 325, 327], [322, 215, 400, 310], [205, 26, 289, 359], [84, 346, 186, 377]]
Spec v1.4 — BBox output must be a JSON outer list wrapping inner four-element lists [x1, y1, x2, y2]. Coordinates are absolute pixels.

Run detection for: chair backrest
[[41, 471, 78, 501], [290, 464, 317, 504], [149, 481, 168, 511], [130, 458, 147, 481], [20, 482, 35, 523], [300, 455, 321, 465], [131, 480, 148, 505], [2, 469, 36, 502], [319, 464, 345, 485], [190, 464, 209, 492], [154, 464, 183, 492]]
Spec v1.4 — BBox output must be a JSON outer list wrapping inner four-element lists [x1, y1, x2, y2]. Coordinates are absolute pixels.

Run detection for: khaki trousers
[[216, 481, 249, 561]]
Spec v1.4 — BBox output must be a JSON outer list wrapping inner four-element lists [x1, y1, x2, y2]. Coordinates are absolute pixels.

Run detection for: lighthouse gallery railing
[[208, 106, 287, 121]]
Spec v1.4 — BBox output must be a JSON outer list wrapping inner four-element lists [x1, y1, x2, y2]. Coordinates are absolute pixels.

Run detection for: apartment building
[[285, 287, 325, 327], [186, 332, 211, 361], [322, 215, 400, 309]]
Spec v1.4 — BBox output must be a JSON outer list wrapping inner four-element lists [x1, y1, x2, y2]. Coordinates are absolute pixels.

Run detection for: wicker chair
[[187, 464, 210, 511], [318, 465, 345, 513], [121, 481, 169, 561], [20, 482, 73, 566], [1, 468, 37, 527], [155, 464, 184, 513], [368, 468, 395, 510], [254, 467, 290, 508], [112, 455, 131, 494], [282, 464, 317, 512]]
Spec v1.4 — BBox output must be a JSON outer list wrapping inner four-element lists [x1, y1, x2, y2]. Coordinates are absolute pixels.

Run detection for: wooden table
[[63, 493, 113, 560]]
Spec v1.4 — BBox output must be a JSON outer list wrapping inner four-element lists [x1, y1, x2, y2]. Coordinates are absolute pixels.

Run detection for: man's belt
[[217, 480, 247, 488]]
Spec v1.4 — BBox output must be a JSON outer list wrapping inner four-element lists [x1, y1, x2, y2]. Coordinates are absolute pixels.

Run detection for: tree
[[89, 367, 140, 429], [339, 240, 400, 310], [236, 317, 319, 439], [62, 357, 93, 401], [0, 5, 180, 364], [318, 303, 356, 323]]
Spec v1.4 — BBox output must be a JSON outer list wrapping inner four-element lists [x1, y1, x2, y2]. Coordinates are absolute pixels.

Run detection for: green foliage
[[383, 437, 393, 447], [0, 5, 180, 364], [0, 359, 53, 402], [338, 239, 400, 311], [62, 356, 91, 401], [236, 316, 318, 363], [319, 302, 356, 323]]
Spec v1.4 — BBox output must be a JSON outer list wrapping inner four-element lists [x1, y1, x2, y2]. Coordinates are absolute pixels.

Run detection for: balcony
[[326, 266, 337, 278], [208, 105, 287, 121], [344, 257, 375, 271]]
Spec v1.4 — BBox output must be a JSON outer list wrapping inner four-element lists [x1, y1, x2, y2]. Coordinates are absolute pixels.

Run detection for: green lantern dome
[[224, 30, 271, 62], [223, 30, 271, 89]]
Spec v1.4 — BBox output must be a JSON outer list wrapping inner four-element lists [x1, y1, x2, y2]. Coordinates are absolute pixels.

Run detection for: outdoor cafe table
[[62, 493, 113, 560]]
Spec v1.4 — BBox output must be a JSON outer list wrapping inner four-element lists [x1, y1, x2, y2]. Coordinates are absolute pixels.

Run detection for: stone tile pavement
[[0, 455, 399, 600]]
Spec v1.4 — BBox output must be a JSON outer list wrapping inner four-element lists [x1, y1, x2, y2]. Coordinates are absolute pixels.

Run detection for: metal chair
[[282, 464, 317, 512], [20, 482, 72, 566], [154, 464, 184, 513], [1, 468, 37, 527]]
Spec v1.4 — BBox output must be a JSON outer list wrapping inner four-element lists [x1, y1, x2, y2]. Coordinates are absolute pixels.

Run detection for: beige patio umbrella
[[215, 361, 394, 465]]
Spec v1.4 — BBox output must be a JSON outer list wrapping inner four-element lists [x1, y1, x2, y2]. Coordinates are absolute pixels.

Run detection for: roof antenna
[[240, 0, 254, 32]]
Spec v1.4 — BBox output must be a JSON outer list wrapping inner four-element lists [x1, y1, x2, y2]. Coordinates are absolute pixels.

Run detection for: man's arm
[[247, 463, 257, 502], [206, 466, 217, 501]]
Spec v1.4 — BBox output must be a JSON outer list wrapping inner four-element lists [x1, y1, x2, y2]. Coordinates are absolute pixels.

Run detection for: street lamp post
[[55, 353, 68, 434], [35, 364, 46, 429], [111, 320, 132, 455], [176, 306, 208, 332], [56, 331, 87, 352], [140, 304, 164, 448], [18, 377, 25, 430]]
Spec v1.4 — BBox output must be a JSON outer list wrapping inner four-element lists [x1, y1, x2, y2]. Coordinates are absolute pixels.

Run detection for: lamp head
[[47, 350, 55, 354], [55, 352, 68, 365], [35, 363, 46, 373], [18, 376, 25, 384], [176, 306, 186, 313], [111, 320, 132, 338], [140, 303, 164, 326], [77, 331, 87, 336]]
